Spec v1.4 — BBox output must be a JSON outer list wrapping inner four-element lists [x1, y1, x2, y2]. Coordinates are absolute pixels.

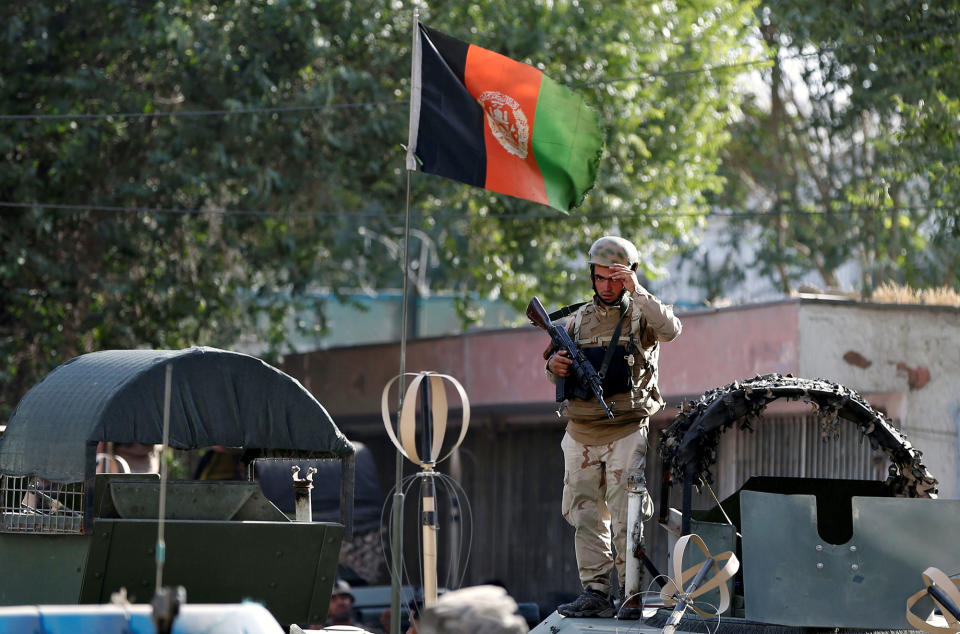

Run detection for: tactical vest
[[569, 297, 664, 415]]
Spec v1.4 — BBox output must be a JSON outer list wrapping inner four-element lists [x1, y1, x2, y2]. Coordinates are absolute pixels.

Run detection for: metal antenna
[[381, 371, 470, 610], [155, 363, 173, 592]]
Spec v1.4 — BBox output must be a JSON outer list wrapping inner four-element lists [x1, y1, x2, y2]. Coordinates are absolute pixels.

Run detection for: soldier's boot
[[557, 587, 616, 618]]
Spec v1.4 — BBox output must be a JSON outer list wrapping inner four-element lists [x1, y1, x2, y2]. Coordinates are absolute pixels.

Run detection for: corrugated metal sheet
[[713, 413, 888, 501], [457, 423, 577, 607], [345, 421, 579, 608]]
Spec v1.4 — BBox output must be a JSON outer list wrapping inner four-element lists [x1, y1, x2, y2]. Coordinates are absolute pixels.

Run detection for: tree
[[1, 0, 758, 416], [713, 1, 960, 296]]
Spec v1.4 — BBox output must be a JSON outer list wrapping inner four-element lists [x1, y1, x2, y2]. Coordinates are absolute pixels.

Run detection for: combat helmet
[[587, 236, 639, 269]]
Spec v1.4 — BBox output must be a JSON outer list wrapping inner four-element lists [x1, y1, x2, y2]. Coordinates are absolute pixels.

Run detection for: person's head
[[328, 579, 355, 625], [417, 585, 528, 634], [587, 236, 639, 305]]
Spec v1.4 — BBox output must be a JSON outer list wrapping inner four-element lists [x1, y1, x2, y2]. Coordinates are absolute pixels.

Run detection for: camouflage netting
[[660, 374, 938, 498]]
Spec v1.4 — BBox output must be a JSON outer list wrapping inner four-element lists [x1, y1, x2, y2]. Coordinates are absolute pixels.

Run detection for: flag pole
[[391, 9, 420, 634], [406, 8, 422, 172]]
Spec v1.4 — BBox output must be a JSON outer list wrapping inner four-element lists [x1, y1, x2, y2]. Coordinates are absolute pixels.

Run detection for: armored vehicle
[[534, 374, 958, 633], [0, 347, 355, 628]]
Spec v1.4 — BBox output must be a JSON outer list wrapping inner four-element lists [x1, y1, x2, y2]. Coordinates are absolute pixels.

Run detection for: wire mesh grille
[[0, 475, 85, 534]]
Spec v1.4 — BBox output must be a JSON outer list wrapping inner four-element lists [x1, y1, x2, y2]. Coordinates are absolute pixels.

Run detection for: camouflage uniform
[[548, 286, 681, 597]]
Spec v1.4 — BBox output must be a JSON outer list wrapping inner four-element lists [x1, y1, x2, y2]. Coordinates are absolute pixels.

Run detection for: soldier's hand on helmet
[[548, 349, 573, 377], [608, 263, 649, 296]]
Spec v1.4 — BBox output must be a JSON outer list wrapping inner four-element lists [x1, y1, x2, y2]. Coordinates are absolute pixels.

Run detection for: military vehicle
[[0, 347, 356, 630], [533, 374, 958, 633]]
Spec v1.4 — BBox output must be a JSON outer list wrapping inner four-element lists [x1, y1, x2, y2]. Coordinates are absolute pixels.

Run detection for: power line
[[802, 23, 960, 55], [574, 58, 773, 88], [2, 25, 955, 122], [0, 100, 405, 122], [1, 199, 952, 222], [0, 200, 384, 218], [580, 24, 960, 87]]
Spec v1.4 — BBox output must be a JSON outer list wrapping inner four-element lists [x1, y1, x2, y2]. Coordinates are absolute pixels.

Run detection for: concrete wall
[[797, 301, 960, 498], [660, 302, 800, 396], [284, 301, 806, 416], [283, 327, 552, 417]]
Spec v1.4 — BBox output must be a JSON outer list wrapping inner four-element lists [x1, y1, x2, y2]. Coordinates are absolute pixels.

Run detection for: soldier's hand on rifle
[[548, 349, 573, 377]]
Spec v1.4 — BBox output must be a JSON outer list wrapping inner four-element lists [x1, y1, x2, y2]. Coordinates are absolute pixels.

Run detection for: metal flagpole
[[389, 172, 411, 634], [391, 8, 421, 634]]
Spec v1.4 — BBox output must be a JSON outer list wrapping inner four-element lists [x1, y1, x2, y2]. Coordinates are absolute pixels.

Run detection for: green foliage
[[411, 0, 759, 312], [0, 0, 758, 415], [715, 0, 960, 295], [163, 448, 190, 481]]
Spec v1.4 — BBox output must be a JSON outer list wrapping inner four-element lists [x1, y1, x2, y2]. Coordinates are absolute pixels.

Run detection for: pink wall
[[661, 303, 800, 396], [282, 302, 803, 417], [282, 328, 554, 416]]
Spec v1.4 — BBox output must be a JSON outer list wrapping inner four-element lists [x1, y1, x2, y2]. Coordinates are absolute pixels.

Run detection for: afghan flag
[[406, 22, 603, 212]]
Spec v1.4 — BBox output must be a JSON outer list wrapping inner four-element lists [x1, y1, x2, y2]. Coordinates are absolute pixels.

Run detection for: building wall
[[659, 302, 800, 396], [283, 327, 552, 417], [280, 299, 960, 607], [797, 302, 960, 498], [284, 301, 807, 415]]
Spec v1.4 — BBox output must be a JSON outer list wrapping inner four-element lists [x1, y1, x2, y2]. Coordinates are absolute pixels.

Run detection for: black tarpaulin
[[0, 347, 354, 482]]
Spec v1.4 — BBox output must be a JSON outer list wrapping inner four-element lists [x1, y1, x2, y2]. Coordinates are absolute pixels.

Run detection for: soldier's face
[[592, 265, 624, 303]]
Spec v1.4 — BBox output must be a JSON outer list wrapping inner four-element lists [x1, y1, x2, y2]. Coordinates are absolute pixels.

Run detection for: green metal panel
[[0, 533, 90, 605], [79, 519, 342, 626], [741, 491, 960, 628], [105, 480, 288, 521], [681, 518, 738, 617]]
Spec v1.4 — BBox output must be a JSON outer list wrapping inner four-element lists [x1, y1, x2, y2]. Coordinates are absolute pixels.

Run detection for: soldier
[[545, 236, 682, 618]]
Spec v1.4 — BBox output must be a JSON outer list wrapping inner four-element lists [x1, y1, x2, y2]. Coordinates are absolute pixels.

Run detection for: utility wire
[[0, 200, 386, 218], [1, 25, 955, 122], [580, 23, 960, 87], [0, 100, 405, 122], [1, 199, 952, 221], [574, 57, 773, 88]]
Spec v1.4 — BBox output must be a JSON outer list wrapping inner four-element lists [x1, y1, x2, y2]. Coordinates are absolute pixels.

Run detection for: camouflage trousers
[[561, 428, 654, 595]]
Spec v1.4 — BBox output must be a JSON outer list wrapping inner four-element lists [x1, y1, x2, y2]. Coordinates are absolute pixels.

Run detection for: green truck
[[0, 347, 355, 628]]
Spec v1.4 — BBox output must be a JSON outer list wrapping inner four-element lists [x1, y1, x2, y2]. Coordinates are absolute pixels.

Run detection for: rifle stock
[[525, 297, 551, 330]]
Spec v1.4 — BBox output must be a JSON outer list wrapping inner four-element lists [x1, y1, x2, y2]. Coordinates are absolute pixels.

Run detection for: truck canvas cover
[[0, 347, 354, 482]]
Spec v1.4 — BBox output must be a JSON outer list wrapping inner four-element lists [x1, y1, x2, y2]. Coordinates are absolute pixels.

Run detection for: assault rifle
[[527, 296, 614, 419]]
